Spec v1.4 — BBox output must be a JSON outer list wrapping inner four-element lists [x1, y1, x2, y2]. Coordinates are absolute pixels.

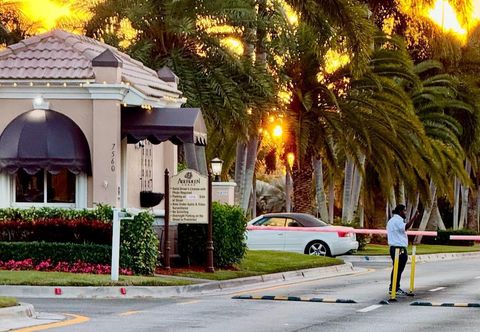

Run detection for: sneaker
[[388, 288, 408, 296], [396, 288, 408, 296]]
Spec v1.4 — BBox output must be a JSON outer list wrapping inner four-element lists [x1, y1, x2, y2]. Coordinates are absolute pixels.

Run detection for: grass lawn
[[0, 296, 17, 308], [173, 250, 343, 280], [357, 244, 480, 256], [0, 271, 194, 286]]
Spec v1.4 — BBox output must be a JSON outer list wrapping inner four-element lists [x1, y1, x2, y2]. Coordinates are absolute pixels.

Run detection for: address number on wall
[[111, 143, 116, 172]]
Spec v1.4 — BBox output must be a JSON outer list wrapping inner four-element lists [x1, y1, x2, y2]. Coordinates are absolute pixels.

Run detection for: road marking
[[357, 305, 382, 313], [475, 276, 480, 279], [119, 310, 141, 316], [429, 287, 446, 292], [177, 300, 200, 305], [13, 314, 89, 331]]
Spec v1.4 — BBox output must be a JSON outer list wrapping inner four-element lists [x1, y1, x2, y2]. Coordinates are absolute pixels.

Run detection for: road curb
[[0, 303, 36, 319], [0, 263, 357, 299], [340, 251, 480, 263]]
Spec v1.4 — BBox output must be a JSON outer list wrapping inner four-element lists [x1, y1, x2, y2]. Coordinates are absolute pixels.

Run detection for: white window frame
[[11, 170, 87, 209]]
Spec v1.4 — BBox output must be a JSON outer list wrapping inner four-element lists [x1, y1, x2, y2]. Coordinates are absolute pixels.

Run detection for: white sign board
[[170, 169, 208, 224]]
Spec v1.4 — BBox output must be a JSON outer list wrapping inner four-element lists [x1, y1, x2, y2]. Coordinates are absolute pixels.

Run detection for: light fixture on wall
[[32, 96, 49, 110], [211, 158, 223, 182]]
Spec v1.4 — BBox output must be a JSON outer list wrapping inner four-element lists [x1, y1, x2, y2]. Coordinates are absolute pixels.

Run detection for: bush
[[120, 212, 159, 275], [0, 206, 159, 275], [178, 202, 247, 267], [0, 204, 112, 222], [332, 217, 371, 250], [0, 218, 111, 244], [0, 242, 113, 264], [0, 258, 133, 275], [423, 229, 477, 246]]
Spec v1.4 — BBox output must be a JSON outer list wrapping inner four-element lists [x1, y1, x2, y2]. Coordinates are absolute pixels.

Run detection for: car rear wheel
[[305, 241, 331, 257]]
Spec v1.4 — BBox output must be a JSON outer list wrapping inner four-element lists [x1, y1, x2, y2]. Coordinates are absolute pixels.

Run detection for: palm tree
[[268, 0, 375, 214], [86, 0, 276, 180], [0, 0, 28, 45]]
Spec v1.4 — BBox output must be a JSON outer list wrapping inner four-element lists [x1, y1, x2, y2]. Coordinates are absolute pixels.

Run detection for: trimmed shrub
[[422, 229, 477, 246], [120, 212, 159, 275], [0, 242, 114, 264], [0, 206, 158, 275], [0, 219, 111, 244], [178, 202, 247, 267], [0, 204, 112, 222]]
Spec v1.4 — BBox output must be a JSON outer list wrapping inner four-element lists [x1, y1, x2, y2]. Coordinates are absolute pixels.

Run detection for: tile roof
[[0, 30, 181, 99]]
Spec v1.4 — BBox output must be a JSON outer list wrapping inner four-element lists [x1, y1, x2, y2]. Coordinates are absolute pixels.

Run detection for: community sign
[[169, 169, 208, 224]]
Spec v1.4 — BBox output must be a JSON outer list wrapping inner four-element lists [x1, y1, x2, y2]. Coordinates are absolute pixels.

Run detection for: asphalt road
[[18, 257, 480, 332]]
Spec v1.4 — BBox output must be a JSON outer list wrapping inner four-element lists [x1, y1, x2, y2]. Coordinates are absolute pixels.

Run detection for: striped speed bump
[[411, 301, 480, 308], [232, 295, 356, 303]]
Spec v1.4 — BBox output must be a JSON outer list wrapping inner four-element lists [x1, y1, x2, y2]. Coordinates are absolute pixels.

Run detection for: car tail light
[[339, 232, 354, 238]]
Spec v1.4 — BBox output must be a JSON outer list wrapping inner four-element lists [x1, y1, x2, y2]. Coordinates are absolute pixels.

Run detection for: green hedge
[[178, 202, 247, 267], [0, 206, 158, 275], [120, 212, 158, 275], [0, 242, 113, 264], [426, 229, 477, 246], [0, 204, 112, 222]]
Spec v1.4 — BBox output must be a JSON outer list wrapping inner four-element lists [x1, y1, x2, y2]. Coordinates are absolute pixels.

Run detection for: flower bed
[[0, 258, 133, 275]]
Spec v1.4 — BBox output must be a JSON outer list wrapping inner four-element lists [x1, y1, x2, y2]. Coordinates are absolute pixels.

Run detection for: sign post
[[168, 169, 212, 272], [164, 169, 171, 270], [206, 172, 214, 272], [111, 208, 134, 281]]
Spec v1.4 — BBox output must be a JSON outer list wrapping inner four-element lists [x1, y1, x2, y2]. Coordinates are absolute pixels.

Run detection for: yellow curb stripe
[[13, 313, 89, 331], [322, 298, 336, 303], [274, 296, 289, 301], [455, 303, 469, 307], [119, 310, 141, 316]]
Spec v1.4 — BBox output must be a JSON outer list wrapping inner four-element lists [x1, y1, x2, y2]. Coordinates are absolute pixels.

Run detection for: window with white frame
[[15, 169, 76, 204]]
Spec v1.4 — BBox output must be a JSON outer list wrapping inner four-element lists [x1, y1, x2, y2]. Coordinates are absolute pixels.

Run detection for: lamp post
[[211, 158, 223, 182]]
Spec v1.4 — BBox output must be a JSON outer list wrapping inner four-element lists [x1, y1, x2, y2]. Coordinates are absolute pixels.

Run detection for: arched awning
[[121, 107, 207, 146], [0, 109, 92, 175]]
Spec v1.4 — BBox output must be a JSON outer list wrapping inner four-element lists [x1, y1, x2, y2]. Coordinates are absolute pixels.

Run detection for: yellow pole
[[390, 248, 400, 300], [409, 245, 416, 294]]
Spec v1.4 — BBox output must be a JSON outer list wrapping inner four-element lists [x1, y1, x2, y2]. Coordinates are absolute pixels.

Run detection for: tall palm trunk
[[414, 181, 437, 244], [240, 137, 259, 215], [234, 142, 247, 205], [314, 158, 328, 220], [341, 158, 354, 221], [347, 154, 365, 221], [292, 154, 314, 213], [458, 160, 471, 229], [453, 177, 460, 229], [328, 174, 335, 223]]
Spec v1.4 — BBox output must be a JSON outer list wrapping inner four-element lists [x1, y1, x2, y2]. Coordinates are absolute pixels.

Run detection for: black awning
[[121, 107, 207, 146], [0, 109, 92, 175]]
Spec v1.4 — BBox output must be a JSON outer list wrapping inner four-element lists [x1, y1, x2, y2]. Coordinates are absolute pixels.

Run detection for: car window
[[286, 218, 303, 227], [255, 217, 287, 227]]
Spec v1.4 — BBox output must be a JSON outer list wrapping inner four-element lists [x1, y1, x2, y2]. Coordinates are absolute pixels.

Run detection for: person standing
[[387, 204, 419, 295]]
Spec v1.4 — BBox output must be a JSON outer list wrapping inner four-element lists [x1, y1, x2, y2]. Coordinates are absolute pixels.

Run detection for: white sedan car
[[246, 213, 358, 257]]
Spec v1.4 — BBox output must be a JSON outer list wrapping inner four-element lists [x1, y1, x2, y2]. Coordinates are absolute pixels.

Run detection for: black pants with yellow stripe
[[389, 246, 408, 292]]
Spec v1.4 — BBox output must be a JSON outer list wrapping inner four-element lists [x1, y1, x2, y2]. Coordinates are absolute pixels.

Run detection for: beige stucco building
[[0, 30, 207, 209]]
